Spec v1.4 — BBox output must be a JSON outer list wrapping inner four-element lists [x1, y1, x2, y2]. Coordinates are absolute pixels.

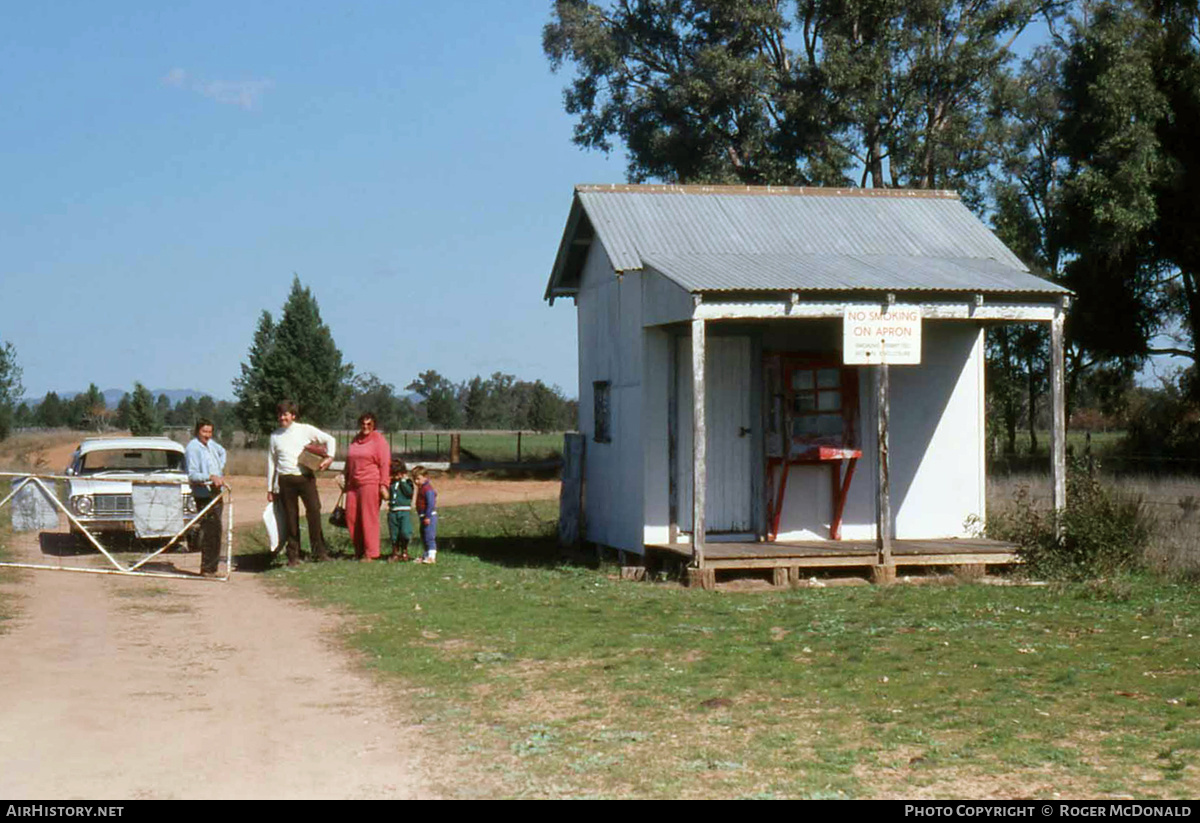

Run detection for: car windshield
[[78, 449, 184, 474]]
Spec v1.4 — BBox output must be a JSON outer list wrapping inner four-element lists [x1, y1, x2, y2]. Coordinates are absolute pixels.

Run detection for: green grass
[[240, 500, 1200, 799], [456, 433, 563, 462]]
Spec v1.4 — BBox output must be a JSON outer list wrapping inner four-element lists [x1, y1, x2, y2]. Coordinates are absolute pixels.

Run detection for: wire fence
[[989, 452, 1200, 479], [330, 430, 567, 464]]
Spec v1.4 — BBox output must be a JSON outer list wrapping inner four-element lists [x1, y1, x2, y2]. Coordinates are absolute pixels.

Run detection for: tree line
[[230, 278, 576, 441], [11, 383, 239, 438], [0, 280, 575, 443]]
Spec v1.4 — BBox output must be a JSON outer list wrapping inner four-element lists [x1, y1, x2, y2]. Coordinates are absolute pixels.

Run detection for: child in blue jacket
[[412, 465, 438, 564]]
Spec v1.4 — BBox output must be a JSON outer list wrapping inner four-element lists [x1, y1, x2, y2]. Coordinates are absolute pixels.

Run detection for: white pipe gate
[[0, 471, 233, 581]]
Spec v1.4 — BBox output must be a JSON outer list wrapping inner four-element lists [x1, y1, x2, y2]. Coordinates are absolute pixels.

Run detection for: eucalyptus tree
[[544, 0, 1053, 201], [1057, 0, 1200, 383]]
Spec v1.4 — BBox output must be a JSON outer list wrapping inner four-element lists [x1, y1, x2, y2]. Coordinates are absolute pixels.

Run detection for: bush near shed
[[988, 460, 1152, 580]]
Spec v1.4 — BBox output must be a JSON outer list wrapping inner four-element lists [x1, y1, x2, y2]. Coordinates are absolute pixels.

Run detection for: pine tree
[[114, 393, 132, 430], [0, 341, 23, 440], [35, 391, 65, 428], [233, 277, 352, 437], [233, 311, 279, 438], [128, 382, 160, 436]]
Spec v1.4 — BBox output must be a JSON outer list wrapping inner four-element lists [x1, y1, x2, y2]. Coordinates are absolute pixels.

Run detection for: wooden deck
[[647, 537, 1019, 574]]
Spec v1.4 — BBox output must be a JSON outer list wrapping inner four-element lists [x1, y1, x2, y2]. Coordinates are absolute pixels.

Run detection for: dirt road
[[0, 475, 559, 799]]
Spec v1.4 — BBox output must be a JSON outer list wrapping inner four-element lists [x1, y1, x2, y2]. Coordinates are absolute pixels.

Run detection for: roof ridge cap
[[574, 184, 960, 200]]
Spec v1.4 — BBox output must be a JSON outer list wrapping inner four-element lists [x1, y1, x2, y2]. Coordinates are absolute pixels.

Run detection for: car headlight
[[71, 495, 94, 516]]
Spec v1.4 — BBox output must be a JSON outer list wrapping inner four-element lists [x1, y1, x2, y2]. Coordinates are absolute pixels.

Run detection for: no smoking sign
[[843, 305, 923, 365]]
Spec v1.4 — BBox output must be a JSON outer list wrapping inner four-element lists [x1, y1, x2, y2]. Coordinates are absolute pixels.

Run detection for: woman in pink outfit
[[342, 412, 392, 561]]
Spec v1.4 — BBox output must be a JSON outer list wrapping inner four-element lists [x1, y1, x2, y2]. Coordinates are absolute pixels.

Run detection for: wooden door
[[675, 335, 754, 534]]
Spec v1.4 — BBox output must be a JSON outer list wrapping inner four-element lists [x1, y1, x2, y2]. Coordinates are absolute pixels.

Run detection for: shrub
[[987, 461, 1152, 580]]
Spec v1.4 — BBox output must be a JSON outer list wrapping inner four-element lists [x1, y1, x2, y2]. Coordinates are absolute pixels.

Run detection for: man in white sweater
[[267, 399, 336, 566]]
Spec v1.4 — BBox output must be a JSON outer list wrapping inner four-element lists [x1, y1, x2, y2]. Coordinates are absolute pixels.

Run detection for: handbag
[[329, 491, 347, 528]]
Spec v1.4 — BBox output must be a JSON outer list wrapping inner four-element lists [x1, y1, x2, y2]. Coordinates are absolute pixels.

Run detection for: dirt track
[[0, 471, 559, 800]]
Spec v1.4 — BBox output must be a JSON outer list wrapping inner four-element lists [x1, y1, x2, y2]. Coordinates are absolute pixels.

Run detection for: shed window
[[789, 366, 845, 440], [593, 381, 611, 443], [765, 354, 860, 460]]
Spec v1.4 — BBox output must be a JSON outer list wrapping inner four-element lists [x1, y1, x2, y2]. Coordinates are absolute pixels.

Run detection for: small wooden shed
[[546, 184, 1069, 583]]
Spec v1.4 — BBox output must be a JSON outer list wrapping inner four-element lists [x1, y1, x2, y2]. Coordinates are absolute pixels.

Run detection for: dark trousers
[[194, 493, 223, 574], [278, 473, 328, 563]]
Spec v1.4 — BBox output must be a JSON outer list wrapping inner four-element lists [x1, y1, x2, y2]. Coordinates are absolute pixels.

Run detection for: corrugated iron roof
[[546, 185, 1068, 299], [643, 253, 1065, 294]]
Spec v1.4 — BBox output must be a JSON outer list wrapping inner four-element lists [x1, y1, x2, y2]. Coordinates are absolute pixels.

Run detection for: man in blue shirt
[[185, 418, 227, 577]]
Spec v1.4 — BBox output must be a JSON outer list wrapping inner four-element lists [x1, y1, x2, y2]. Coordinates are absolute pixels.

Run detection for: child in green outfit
[[387, 459, 415, 562]]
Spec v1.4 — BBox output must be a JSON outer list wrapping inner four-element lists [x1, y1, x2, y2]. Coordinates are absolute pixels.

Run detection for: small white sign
[[843, 305, 923, 365]]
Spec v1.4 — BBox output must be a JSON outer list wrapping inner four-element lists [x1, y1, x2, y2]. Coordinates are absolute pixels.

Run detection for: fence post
[[450, 433, 460, 465], [559, 433, 585, 548], [517, 431, 522, 463]]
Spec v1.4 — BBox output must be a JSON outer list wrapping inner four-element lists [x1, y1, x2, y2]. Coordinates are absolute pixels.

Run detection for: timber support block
[[687, 568, 716, 590], [620, 566, 646, 582], [871, 564, 897, 586], [953, 563, 986, 581], [771, 567, 789, 588]]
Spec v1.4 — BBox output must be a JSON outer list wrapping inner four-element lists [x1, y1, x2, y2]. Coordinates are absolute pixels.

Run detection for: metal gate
[[0, 471, 232, 580]]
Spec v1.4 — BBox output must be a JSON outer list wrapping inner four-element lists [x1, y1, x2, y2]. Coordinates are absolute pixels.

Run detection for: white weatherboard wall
[[642, 326, 672, 548], [888, 323, 986, 539], [576, 243, 646, 554], [763, 320, 984, 541]]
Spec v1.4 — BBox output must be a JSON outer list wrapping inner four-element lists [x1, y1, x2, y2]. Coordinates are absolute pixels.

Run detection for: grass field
[[993, 430, 1125, 458], [456, 432, 563, 462], [989, 474, 1200, 577], [242, 498, 1200, 799]]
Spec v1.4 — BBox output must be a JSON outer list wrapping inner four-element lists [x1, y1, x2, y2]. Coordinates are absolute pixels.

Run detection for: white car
[[64, 437, 199, 537]]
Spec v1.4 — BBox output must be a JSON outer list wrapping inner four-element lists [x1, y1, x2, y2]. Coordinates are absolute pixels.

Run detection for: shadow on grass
[[38, 531, 194, 559], [234, 538, 587, 573], [234, 551, 277, 573], [438, 534, 599, 570]]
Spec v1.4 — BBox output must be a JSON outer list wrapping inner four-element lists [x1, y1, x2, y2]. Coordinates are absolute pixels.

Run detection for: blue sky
[[3, 4, 1176, 404], [2, 1, 625, 401]]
